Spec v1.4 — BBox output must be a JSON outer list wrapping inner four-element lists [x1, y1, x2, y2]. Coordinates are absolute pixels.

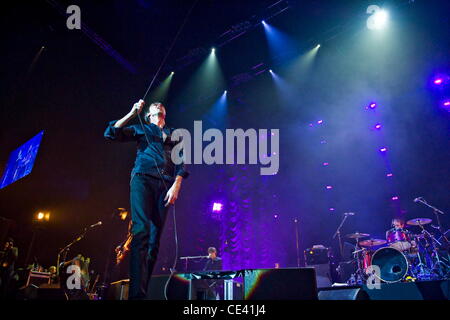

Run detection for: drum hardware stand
[[416, 223, 449, 279], [350, 240, 367, 284], [411, 234, 432, 280], [415, 197, 448, 244]]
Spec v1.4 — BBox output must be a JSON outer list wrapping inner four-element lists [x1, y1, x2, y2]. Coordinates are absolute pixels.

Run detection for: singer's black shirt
[[203, 257, 223, 271], [104, 120, 189, 183]]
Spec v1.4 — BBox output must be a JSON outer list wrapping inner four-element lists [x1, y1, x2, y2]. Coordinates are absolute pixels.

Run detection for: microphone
[[344, 212, 355, 216], [90, 221, 102, 228], [413, 197, 423, 203]]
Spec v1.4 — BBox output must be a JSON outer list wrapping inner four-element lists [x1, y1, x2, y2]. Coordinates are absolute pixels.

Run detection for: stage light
[[36, 211, 50, 222], [212, 202, 223, 212], [274, 214, 278, 219], [443, 100, 450, 111], [380, 147, 387, 153], [261, 20, 266, 24], [434, 78, 443, 85], [391, 196, 399, 201], [317, 120, 323, 124], [367, 102, 377, 110], [386, 173, 393, 177], [269, 69, 273, 73], [366, 5, 389, 30], [224, 90, 227, 94], [326, 185, 333, 190], [373, 10, 388, 29], [211, 47, 216, 53], [148, 72, 174, 102], [262, 21, 295, 60], [316, 44, 321, 48], [329, 208, 335, 211], [323, 162, 329, 166], [374, 123, 382, 130]]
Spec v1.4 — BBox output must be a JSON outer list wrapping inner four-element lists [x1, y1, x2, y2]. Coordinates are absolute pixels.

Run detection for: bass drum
[[370, 247, 408, 283]]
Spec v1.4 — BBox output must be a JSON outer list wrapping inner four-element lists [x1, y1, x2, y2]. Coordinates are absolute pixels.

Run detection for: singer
[[104, 100, 189, 300]]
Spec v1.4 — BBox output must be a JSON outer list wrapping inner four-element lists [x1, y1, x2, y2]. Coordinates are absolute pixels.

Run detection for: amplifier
[[26, 271, 51, 287], [306, 264, 332, 288], [304, 245, 330, 265]]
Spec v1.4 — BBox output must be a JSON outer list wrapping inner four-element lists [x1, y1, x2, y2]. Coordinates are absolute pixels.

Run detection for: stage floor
[[318, 279, 450, 300]]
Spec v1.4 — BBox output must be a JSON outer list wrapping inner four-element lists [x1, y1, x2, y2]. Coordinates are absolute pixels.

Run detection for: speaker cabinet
[[318, 287, 369, 300], [108, 275, 190, 300], [243, 268, 318, 300], [362, 280, 450, 300]]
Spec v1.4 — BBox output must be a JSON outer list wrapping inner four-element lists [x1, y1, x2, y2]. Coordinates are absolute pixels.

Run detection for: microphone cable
[[134, 0, 199, 300]]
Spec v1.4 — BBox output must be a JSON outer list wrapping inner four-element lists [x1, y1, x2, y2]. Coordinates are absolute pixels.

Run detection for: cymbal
[[346, 232, 370, 239], [359, 239, 387, 247], [407, 218, 432, 226]]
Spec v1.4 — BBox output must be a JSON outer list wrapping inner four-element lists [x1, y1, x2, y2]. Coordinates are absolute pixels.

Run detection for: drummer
[[386, 218, 416, 251], [386, 218, 407, 234]]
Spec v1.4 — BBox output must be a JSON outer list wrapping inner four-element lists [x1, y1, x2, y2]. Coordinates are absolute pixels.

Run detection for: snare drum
[[386, 229, 411, 251]]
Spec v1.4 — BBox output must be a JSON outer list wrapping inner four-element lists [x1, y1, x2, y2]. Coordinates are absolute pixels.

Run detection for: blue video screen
[[0, 131, 44, 189]]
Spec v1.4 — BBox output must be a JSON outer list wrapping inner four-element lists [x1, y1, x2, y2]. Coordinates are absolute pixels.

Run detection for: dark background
[[0, 0, 449, 277]]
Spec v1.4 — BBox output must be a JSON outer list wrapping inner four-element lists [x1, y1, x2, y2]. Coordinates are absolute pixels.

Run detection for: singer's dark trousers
[[129, 173, 169, 300]]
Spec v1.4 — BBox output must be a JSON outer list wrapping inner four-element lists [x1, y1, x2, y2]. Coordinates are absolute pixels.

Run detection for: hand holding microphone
[[131, 99, 145, 116]]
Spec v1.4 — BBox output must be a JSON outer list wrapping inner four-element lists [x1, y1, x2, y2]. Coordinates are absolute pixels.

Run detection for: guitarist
[[116, 220, 133, 266]]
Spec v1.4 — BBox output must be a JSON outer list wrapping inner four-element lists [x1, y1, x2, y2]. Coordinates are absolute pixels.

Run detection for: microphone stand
[[294, 218, 301, 267], [416, 198, 448, 244], [179, 256, 208, 271], [333, 214, 349, 259], [56, 225, 93, 276]]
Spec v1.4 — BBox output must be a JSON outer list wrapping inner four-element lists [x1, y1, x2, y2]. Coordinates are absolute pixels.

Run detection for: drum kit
[[345, 218, 450, 284]]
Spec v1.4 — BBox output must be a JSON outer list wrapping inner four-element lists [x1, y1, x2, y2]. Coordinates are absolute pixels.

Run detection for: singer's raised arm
[[104, 120, 141, 142], [104, 99, 145, 142]]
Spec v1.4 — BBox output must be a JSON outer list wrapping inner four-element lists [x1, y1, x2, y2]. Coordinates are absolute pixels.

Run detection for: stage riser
[[243, 268, 318, 300], [319, 280, 450, 300]]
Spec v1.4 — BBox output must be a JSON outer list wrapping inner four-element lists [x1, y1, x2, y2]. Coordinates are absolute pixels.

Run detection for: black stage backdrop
[[0, 0, 448, 280]]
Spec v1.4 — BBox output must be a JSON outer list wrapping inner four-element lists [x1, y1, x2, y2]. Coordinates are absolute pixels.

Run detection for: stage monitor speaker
[[318, 287, 369, 300], [18, 286, 66, 300], [243, 268, 318, 300], [362, 280, 450, 300], [108, 275, 190, 300], [148, 274, 190, 300]]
